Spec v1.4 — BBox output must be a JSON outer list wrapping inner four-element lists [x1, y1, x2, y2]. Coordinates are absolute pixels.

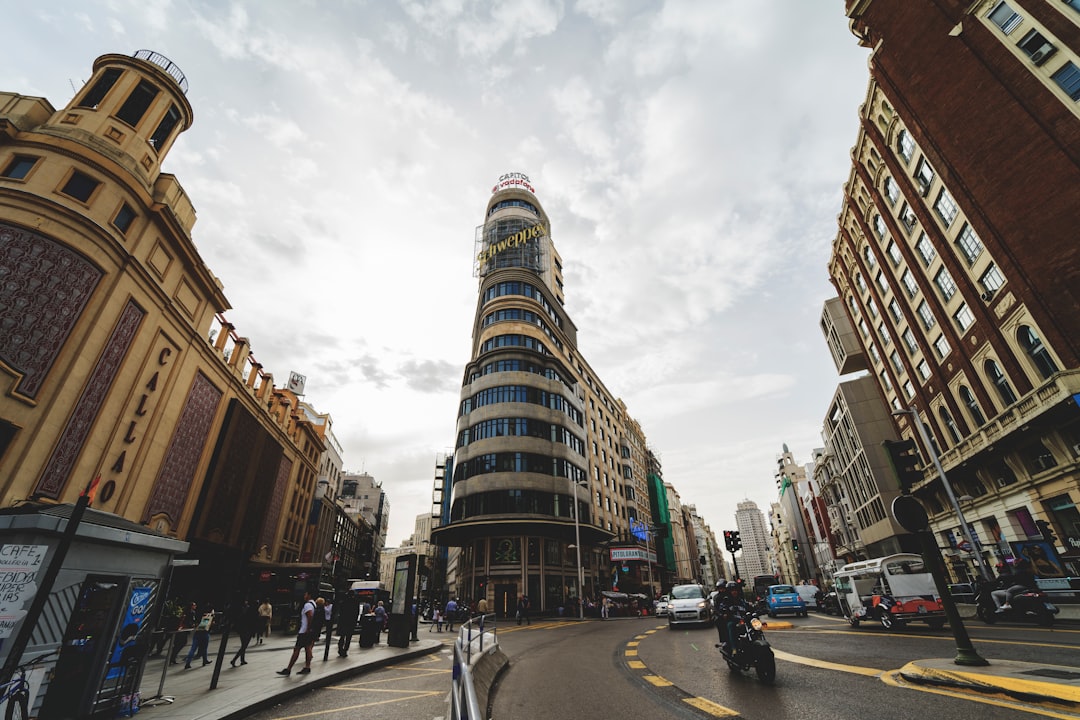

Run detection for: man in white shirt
[[277, 592, 316, 676]]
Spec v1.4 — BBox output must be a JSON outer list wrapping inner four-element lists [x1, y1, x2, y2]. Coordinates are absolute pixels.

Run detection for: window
[[933, 188, 959, 227], [903, 380, 915, 399], [915, 232, 936, 266], [1017, 30, 1056, 66], [901, 269, 918, 298], [149, 104, 181, 150], [880, 371, 893, 392], [864, 246, 877, 268], [939, 407, 962, 444], [1052, 62, 1080, 101], [933, 334, 951, 358], [886, 240, 902, 266], [980, 264, 1005, 293], [875, 271, 889, 293], [890, 350, 904, 374], [959, 386, 986, 426], [902, 328, 918, 353], [954, 303, 975, 331], [60, 171, 101, 203], [915, 158, 935, 195], [934, 267, 957, 300], [868, 344, 881, 366], [897, 130, 915, 163], [987, 2, 1022, 34], [858, 319, 870, 338], [878, 323, 891, 346], [873, 215, 888, 240], [77, 67, 123, 109], [116, 80, 160, 127], [899, 203, 918, 232], [1018, 325, 1059, 379], [888, 299, 902, 323], [917, 301, 937, 330], [113, 204, 137, 234], [1, 155, 38, 180], [955, 223, 983, 264], [917, 360, 931, 381], [855, 273, 867, 293], [867, 298, 879, 318], [985, 359, 1017, 406], [884, 177, 899, 205]]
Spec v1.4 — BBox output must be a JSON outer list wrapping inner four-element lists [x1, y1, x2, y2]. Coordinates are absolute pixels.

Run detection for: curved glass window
[[1018, 325, 1059, 380], [470, 358, 569, 387], [482, 308, 563, 350], [483, 281, 562, 327], [959, 386, 986, 427], [985, 359, 1017, 407], [477, 217, 544, 274], [456, 452, 587, 483], [457, 417, 584, 455], [450, 489, 589, 524], [460, 385, 583, 425], [481, 334, 551, 356], [489, 198, 539, 217]]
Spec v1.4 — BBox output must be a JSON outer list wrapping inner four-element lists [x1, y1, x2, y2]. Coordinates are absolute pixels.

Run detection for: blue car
[[765, 584, 807, 618]]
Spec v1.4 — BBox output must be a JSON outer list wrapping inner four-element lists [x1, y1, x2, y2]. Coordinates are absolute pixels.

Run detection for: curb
[[897, 660, 1080, 707]]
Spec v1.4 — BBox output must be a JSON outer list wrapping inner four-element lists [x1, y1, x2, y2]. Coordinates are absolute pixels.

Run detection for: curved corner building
[[432, 174, 660, 614]]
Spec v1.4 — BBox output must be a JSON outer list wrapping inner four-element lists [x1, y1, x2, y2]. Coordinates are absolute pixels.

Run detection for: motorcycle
[[974, 579, 1058, 627], [716, 609, 776, 683]]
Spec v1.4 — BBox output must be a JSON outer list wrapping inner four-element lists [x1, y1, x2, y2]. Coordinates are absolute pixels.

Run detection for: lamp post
[[895, 407, 992, 581], [570, 479, 585, 620]]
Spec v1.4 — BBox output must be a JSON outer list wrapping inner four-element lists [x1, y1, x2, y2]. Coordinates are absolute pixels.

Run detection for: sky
[[5, 1, 872, 547]]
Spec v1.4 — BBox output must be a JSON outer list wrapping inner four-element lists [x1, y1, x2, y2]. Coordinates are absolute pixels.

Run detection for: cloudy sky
[[6, 1, 872, 546]]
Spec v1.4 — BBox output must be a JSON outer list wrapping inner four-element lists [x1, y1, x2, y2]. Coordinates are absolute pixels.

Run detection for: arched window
[[938, 407, 962, 445], [985, 359, 1017, 407], [959, 386, 986, 427], [1018, 325, 1059, 380]]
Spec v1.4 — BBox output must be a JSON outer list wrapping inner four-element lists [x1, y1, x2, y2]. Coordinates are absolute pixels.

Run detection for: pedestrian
[[170, 601, 197, 665], [517, 593, 530, 625], [373, 600, 387, 634], [429, 606, 442, 632], [183, 603, 214, 669], [277, 592, 316, 676], [257, 598, 273, 644], [410, 598, 420, 641], [230, 599, 259, 667], [477, 596, 489, 617], [337, 590, 361, 657], [601, 596, 610, 620], [322, 596, 334, 640], [444, 598, 458, 632]]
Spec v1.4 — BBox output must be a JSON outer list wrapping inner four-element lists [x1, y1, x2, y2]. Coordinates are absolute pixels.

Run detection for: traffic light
[[791, 539, 799, 552], [1036, 519, 1058, 546], [730, 531, 742, 552], [882, 438, 923, 493], [723, 530, 733, 552]]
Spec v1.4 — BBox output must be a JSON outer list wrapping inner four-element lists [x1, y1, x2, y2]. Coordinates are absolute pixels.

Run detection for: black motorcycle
[[974, 579, 1058, 627], [716, 609, 776, 683]]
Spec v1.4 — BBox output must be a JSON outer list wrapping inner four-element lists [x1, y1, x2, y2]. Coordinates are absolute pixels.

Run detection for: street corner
[[896, 658, 1080, 707]]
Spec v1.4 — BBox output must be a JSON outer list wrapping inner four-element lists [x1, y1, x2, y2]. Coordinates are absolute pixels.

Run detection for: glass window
[[955, 223, 983, 264], [873, 215, 888, 240], [915, 158, 935, 195], [917, 301, 936, 330], [60, 171, 100, 202], [149, 104, 181, 150], [878, 323, 891, 346], [901, 269, 918, 297], [864, 245, 877, 268], [890, 350, 904, 374], [1017, 29, 1056, 65], [915, 232, 936, 266], [987, 2, 1022, 34], [875, 271, 889, 293], [959, 386, 986, 426], [77, 67, 123, 109], [939, 407, 962, 444], [954, 303, 975, 331], [888, 299, 903, 323], [980, 264, 1005, 292], [1018, 325, 1059, 380], [869, 344, 881, 366], [985, 359, 1017, 406], [916, 360, 931, 381], [855, 273, 867, 293], [880, 371, 893, 392], [884, 177, 899, 205], [933, 334, 951, 358], [858, 319, 869, 338], [897, 130, 915, 163], [1, 155, 38, 180], [886, 240, 902, 266], [113, 204, 137, 234], [903, 380, 915, 399], [116, 80, 160, 127], [899, 203, 918, 232], [867, 298, 879, 318], [1053, 62, 1080, 101], [934, 267, 957, 300], [933, 188, 959, 227], [902, 328, 918, 353]]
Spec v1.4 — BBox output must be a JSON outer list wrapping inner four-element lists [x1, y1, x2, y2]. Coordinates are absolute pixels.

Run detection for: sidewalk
[[136, 631, 443, 720], [900, 658, 1080, 708]]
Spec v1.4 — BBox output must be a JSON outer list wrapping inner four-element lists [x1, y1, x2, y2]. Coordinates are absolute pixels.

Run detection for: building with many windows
[[827, 0, 1080, 579], [431, 174, 661, 614], [734, 500, 772, 579]]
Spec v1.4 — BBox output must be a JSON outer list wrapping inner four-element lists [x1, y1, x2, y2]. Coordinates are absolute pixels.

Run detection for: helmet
[[725, 581, 740, 591], [716, 580, 725, 591]]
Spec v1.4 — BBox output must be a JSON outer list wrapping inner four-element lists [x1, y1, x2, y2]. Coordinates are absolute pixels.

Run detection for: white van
[[794, 585, 820, 610]]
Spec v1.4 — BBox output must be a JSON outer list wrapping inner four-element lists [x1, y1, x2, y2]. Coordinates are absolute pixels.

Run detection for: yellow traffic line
[[882, 670, 1080, 719], [627, 641, 640, 647], [771, 648, 881, 676], [624, 649, 639, 657], [627, 660, 646, 669], [683, 697, 739, 717], [643, 674, 673, 687]]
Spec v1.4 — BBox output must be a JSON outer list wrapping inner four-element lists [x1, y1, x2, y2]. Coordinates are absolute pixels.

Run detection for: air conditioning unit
[[980, 289, 995, 302], [1030, 43, 1056, 66]]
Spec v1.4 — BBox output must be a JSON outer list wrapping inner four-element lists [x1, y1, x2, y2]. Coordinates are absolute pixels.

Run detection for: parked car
[[667, 584, 711, 628], [655, 595, 670, 617], [794, 584, 821, 610], [765, 584, 808, 618]]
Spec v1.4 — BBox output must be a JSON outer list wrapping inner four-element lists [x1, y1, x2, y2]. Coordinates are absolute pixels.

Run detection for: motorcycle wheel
[[975, 604, 997, 624], [725, 657, 740, 673], [847, 615, 860, 628], [878, 611, 895, 630], [755, 650, 776, 684]]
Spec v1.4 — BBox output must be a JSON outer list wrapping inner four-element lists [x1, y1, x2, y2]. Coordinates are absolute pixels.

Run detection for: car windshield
[[771, 585, 796, 594], [671, 585, 703, 600]]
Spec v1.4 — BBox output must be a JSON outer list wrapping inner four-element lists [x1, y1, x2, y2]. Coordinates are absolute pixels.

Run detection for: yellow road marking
[[644, 674, 672, 686], [635, 634, 648, 639], [771, 648, 881, 676], [627, 660, 646, 669], [627, 641, 640, 647], [882, 670, 1080, 719], [624, 649, 638, 657], [683, 697, 739, 717], [785, 627, 1080, 651]]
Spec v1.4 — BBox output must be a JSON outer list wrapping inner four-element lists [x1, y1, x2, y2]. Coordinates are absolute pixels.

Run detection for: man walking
[[277, 592, 316, 676], [517, 593, 531, 625], [444, 598, 459, 632], [337, 590, 361, 657]]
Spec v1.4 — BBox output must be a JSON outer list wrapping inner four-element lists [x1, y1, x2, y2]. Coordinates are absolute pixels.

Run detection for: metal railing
[[449, 613, 497, 720]]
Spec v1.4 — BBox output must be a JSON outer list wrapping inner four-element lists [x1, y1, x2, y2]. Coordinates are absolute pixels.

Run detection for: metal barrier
[[449, 614, 497, 720]]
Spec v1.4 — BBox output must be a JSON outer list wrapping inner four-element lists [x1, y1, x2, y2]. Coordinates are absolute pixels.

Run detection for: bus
[[348, 579, 390, 614], [751, 575, 779, 604]]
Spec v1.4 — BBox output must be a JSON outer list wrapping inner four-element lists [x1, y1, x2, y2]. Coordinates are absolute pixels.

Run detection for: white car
[[667, 584, 711, 628], [654, 595, 670, 617]]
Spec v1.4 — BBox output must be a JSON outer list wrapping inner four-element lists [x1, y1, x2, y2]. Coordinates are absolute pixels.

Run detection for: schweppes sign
[[476, 223, 546, 264]]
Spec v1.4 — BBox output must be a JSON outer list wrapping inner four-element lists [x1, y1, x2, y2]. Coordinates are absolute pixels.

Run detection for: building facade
[[431, 174, 659, 614], [734, 500, 772, 579], [829, 0, 1080, 579]]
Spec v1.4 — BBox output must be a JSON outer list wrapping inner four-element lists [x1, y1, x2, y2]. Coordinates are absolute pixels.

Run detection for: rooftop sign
[[492, 172, 535, 195]]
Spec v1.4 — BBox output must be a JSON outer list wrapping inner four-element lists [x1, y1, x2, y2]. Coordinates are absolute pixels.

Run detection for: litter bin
[[359, 614, 380, 648]]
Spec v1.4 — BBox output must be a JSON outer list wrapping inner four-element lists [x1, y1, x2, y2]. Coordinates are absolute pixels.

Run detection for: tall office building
[[432, 174, 658, 613], [734, 500, 771, 579], [826, 0, 1080, 578]]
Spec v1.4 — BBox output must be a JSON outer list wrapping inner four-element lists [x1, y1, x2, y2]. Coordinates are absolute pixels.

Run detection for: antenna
[[69, 79, 78, 94]]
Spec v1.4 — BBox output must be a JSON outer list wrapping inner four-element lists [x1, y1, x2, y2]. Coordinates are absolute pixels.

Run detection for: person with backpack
[[183, 603, 214, 669], [277, 592, 316, 676]]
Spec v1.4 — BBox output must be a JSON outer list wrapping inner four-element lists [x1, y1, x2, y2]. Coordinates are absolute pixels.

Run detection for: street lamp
[[894, 407, 992, 581], [569, 479, 585, 620]]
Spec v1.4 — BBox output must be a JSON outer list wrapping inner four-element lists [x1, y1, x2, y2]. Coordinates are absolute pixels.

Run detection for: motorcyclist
[[992, 559, 1037, 612], [713, 580, 748, 656]]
